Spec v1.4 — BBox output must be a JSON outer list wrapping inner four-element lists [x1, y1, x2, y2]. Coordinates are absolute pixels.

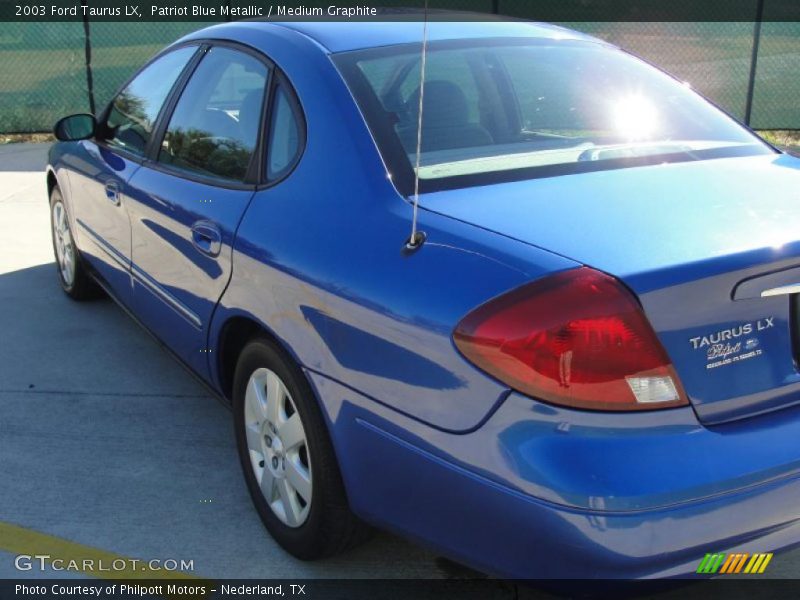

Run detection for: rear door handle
[[191, 221, 222, 257], [104, 180, 120, 206]]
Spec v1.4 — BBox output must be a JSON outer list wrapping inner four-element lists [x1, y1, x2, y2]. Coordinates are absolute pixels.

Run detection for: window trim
[[94, 42, 204, 166]]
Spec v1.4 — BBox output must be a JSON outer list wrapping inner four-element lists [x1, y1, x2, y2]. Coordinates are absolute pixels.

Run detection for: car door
[[125, 44, 270, 379], [66, 46, 198, 302]]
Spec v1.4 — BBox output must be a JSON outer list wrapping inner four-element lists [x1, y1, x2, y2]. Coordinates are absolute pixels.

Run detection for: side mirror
[[53, 114, 97, 141]]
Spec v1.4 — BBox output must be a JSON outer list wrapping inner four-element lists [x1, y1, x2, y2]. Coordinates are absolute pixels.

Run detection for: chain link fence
[[1, 2, 798, 132]]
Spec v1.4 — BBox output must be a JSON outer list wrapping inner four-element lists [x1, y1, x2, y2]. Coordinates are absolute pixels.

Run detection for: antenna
[[405, 0, 429, 251]]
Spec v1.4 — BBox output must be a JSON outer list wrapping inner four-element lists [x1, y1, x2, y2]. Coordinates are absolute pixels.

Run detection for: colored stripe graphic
[[741, 553, 773, 574], [720, 554, 736, 573], [755, 553, 773, 573], [697, 553, 726, 574], [696, 554, 713, 573], [697, 552, 773, 575], [720, 553, 749, 574]]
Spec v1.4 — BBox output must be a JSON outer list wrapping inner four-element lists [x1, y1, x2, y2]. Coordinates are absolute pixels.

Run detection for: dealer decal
[[696, 552, 773, 574], [689, 317, 774, 370]]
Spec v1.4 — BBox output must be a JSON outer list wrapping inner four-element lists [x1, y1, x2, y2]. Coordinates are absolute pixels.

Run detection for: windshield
[[333, 39, 772, 193]]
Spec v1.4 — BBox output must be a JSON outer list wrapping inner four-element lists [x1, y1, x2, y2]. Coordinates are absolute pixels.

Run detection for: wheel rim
[[244, 368, 312, 527], [52, 201, 75, 287]]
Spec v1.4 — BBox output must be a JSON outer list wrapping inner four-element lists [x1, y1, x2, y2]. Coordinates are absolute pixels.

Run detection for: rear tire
[[49, 186, 101, 300], [233, 336, 371, 559]]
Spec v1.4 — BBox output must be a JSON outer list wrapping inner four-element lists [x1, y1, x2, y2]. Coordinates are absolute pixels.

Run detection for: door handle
[[191, 221, 222, 257], [104, 180, 120, 206]]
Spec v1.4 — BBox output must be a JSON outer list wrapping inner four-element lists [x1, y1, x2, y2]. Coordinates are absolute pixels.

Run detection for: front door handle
[[191, 221, 222, 257], [104, 180, 120, 206]]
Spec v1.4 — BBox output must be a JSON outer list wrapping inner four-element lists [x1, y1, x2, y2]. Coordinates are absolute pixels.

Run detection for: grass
[[759, 130, 800, 149], [1, 133, 54, 144]]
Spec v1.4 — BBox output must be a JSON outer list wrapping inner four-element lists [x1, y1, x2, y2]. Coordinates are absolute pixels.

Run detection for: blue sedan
[[47, 20, 800, 579]]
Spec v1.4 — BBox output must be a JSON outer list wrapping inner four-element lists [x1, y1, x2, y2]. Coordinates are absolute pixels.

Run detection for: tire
[[233, 336, 371, 559], [49, 186, 101, 300]]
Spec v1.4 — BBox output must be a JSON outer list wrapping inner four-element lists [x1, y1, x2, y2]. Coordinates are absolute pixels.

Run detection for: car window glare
[[335, 41, 772, 188], [158, 47, 269, 183], [105, 46, 196, 157]]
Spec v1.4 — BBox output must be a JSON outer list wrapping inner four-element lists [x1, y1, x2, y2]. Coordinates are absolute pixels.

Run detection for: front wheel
[[49, 186, 101, 300], [233, 337, 371, 559]]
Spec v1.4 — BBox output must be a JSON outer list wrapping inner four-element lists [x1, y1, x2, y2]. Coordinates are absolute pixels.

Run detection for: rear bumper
[[307, 372, 800, 579], [362, 419, 800, 579]]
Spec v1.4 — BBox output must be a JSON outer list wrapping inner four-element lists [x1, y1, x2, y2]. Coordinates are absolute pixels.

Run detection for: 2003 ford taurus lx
[[46, 20, 800, 579]]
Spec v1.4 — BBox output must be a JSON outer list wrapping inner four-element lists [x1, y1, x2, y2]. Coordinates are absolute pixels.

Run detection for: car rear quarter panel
[[204, 24, 578, 431]]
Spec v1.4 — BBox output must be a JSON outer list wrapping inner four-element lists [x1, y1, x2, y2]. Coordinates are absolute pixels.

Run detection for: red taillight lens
[[453, 267, 688, 411]]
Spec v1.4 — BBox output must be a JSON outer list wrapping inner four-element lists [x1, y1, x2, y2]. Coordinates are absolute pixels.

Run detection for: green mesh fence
[[87, 22, 206, 109], [750, 21, 800, 128], [561, 22, 758, 122], [0, 22, 88, 132], [1, 5, 798, 132]]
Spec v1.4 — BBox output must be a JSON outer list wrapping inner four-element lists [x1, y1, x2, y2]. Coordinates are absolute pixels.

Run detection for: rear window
[[334, 39, 772, 193]]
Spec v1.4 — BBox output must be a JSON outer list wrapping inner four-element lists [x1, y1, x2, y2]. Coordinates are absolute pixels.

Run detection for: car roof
[[248, 20, 602, 54]]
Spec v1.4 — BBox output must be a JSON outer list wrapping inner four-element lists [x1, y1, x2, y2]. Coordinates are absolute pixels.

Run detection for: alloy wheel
[[244, 367, 312, 527], [52, 200, 75, 287]]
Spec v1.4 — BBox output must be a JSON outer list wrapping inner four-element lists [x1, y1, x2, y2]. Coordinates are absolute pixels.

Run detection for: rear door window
[[158, 47, 269, 183]]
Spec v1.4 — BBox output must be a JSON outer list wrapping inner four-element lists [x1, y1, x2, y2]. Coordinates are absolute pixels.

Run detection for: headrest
[[407, 80, 470, 127]]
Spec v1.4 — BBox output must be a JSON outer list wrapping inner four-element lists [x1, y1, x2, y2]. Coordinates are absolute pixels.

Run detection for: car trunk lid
[[421, 153, 800, 424]]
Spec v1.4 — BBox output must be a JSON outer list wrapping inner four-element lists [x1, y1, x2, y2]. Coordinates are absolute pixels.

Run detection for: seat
[[396, 80, 493, 153]]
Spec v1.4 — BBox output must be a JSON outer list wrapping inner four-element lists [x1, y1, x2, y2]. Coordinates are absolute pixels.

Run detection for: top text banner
[[3, 0, 800, 22]]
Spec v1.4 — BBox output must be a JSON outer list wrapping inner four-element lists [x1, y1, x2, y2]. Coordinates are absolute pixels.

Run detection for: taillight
[[453, 267, 688, 411]]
